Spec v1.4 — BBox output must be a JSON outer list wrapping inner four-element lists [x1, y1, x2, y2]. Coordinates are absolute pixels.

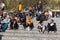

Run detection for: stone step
[[56, 24, 60, 26], [51, 22, 60, 23], [18, 27, 60, 30], [0, 32, 60, 36], [7, 26, 60, 30], [2, 37, 60, 40], [1, 34, 60, 40], [19, 24, 60, 27], [19, 25, 60, 28], [6, 27, 60, 31], [1, 30, 60, 34], [0, 33, 60, 37]]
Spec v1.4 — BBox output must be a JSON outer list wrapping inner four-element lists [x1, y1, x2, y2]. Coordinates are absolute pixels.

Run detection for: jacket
[[18, 4, 23, 11]]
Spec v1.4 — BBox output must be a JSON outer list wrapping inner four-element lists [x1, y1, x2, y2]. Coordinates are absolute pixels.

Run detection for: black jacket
[[47, 23, 57, 31]]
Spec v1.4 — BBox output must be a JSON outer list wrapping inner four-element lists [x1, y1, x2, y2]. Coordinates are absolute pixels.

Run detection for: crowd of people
[[0, 0, 57, 33]]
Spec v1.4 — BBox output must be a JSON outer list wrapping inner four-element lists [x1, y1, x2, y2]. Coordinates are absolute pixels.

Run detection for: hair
[[22, 12, 25, 15], [26, 14, 31, 16], [39, 20, 43, 24], [19, 2, 21, 4]]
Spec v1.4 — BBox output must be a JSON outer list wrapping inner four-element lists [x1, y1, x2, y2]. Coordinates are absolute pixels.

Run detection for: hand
[[1, 21, 4, 23], [28, 22, 31, 24]]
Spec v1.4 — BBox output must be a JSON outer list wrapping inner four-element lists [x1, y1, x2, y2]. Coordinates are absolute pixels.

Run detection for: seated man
[[47, 19, 57, 33]]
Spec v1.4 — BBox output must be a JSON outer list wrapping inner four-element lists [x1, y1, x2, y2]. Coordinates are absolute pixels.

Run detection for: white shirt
[[50, 23, 54, 26], [49, 11, 52, 16], [38, 24, 44, 28]]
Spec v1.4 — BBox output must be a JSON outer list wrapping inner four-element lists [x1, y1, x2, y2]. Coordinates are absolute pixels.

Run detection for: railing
[[52, 10, 60, 18]]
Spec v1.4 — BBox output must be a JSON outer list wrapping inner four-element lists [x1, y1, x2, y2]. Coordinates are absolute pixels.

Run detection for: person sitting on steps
[[38, 20, 46, 33]]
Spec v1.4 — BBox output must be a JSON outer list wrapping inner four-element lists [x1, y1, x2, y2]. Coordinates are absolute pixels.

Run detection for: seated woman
[[1, 15, 10, 32], [47, 19, 57, 33], [26, 14, 34, 31], [14, 16, 19, 30], [10, 15, 19, 30], [10, 15, 15, 29], [38, 21, 46, 33]]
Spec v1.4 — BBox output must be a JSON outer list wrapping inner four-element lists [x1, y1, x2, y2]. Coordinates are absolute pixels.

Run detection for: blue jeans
[[1, 23, 8, 32], [17, 11, 21, 17]]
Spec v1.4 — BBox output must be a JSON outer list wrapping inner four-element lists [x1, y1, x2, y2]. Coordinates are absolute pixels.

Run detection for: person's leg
[[14, 22, 19, 30], [0, 26, 2, 32], [16, 23, 19, 29], [41, 28, 42, 32], [29, 23, 34, 30], [38, 26, 40, 32], [37, 8, 40, 13], [48, 30, 50, 34], [27, 24, 30, 31], [32, 13, 35, 19], [10, 22, 13, 29], [1, 23, 8, 32], [23, 23, 26, 29], [17, 11, 21, 18], [42, 27, 46, 34]]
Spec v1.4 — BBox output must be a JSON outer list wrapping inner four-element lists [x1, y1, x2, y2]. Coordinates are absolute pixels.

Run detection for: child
[[38, 21, 46, 33]]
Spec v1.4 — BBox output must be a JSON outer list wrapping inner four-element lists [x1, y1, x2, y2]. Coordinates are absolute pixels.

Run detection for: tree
[[3, 0, 60, 10]]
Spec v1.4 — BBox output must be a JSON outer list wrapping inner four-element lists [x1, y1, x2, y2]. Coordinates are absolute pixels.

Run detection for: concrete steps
[[2, 37, 59, 40], [0, 18, 60, 40]]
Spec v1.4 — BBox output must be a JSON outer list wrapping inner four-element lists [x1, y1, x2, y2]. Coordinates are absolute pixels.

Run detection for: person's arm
[[47, 23, 50, 29], [7, 19, 10, 23], [3, 19, 10, 23], [54, 23, 57, 31], [30, 18, 33, 23], [1, 21, 4, 23]]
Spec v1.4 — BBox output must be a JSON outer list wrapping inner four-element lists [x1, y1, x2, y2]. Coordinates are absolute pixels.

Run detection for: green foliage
[[48, 0, 57, 9], [4, 0, 60, 10], [5, 0, 18, 10]]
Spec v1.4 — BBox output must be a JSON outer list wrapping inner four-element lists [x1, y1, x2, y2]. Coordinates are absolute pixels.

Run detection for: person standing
[[37, 0, 43, 13], [18, 2, 23, 12], [17, 2, 23, 21]]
